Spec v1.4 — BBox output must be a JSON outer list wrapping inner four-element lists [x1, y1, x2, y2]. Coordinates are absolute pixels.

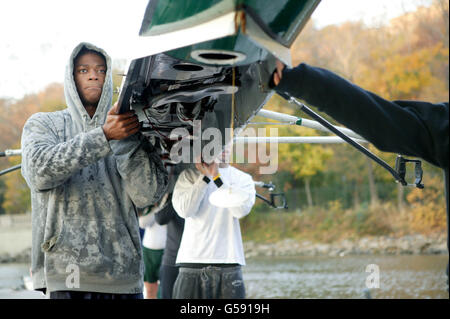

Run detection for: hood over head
[[64, 42, 113, 132]]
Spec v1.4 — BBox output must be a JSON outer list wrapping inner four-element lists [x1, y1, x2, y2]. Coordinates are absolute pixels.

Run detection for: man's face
[[73, 52, 106, 107]]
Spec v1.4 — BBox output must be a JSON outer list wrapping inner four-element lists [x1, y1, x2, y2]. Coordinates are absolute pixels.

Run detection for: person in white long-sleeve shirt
[[139, 193, 169, 299], [171, 147, 256, 299]]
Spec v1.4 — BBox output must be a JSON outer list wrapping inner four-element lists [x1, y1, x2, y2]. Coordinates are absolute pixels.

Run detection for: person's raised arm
[[229, 172, 256, 219], [108, 103, 168, 208], [172, 165, 213, 219], [272, 62, 449, 168]]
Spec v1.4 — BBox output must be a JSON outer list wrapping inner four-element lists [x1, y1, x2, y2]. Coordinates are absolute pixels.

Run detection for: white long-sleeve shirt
[[172, 166, 256, 265]]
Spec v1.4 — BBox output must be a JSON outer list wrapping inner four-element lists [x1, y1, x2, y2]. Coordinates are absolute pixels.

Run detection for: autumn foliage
[[0, 1, 448, 240], [241, 0, 448, 239]]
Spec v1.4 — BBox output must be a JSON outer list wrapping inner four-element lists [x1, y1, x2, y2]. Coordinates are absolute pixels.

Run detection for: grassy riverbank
[[241, 201, 446, 244]]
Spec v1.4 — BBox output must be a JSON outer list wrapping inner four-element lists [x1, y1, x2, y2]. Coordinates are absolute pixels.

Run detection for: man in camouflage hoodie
[[21, 42, 168, 299]]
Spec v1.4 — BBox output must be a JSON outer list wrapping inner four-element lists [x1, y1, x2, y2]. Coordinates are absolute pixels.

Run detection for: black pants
[[159, 264, 179, 299], [49, 291, 143, 299]]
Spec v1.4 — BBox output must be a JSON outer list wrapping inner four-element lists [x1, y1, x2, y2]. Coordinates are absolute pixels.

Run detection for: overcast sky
[[0, 0, 432, 100]]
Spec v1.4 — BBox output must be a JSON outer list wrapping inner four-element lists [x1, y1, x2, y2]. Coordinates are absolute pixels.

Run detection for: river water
[[0, 255, 448, 299], [243, 255, 449, 299]]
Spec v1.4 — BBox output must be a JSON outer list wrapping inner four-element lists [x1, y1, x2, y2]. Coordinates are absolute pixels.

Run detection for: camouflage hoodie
[[21, 42, 168, 294]]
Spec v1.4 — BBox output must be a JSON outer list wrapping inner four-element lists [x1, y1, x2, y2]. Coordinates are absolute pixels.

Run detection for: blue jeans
[[172, 265, 245, 299]]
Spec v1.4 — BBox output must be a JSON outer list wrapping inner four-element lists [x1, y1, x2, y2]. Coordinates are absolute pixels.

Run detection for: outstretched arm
[[273, 63, 449, 169]]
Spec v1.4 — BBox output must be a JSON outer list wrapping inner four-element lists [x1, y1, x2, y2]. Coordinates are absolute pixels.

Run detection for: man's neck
[[84, 105, 97, 118]]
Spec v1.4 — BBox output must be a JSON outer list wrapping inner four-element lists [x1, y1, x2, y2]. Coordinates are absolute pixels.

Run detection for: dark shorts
[[142, 247, 164, 283], [172, 265, 245, 299]]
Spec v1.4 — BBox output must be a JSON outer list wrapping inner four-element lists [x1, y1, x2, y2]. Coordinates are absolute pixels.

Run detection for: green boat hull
[[139, 0, 321, 66], [116, 0, 322, 164]]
